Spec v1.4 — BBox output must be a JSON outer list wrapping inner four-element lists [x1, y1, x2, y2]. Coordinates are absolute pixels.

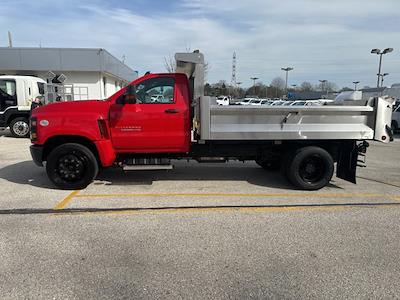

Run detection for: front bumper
[[30, 145, 44, 166]]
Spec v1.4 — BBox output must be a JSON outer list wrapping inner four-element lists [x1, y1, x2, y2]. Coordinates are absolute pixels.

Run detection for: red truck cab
[[30, 73, 192, 189]]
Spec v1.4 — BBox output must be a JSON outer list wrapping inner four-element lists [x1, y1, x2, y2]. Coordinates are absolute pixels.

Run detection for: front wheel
[[10, 117, 30, 138], [46, 143, 98, 190], [285, 146, 334, 190]]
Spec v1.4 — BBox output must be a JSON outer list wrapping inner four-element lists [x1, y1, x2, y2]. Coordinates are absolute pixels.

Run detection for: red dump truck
[[30, 51, 394, 190]]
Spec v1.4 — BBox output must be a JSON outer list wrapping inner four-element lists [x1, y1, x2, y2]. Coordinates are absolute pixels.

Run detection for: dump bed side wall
[[200, 96, 377, 141]]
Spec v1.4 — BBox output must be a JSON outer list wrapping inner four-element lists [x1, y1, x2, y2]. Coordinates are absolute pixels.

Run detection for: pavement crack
[[0, 202, 400, 216]]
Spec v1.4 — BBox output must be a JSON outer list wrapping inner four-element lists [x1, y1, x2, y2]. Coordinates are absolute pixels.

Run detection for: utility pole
[[281, 67, 293, 96], [8, 31, 13, 48], [231, 51, 237, 86], [381, 73, 389, 87], [319, 80, 327, 96], [352, 81, 360, 91], [236, 81, 242, 98]]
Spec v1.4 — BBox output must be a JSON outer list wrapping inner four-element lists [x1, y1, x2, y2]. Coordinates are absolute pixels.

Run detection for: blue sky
[[1, 0, 399, 88]]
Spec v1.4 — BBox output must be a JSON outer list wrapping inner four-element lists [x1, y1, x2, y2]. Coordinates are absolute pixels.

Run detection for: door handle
[[165, 109, 179, 114]]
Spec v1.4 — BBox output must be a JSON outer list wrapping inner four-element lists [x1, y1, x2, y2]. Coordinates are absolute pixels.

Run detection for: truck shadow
[[0, 129, 12, 138], [95, 161, 343, 190], [0, 161, 56, 189], [0, 160, 343, 190]]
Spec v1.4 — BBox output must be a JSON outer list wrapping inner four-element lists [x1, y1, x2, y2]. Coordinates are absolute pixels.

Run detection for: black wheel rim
[[299, 154, 325, 183], [55, 151, 86, 182]]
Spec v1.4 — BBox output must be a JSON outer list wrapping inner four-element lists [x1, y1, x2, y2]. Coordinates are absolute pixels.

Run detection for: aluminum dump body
[[199, 96, 393, 143]]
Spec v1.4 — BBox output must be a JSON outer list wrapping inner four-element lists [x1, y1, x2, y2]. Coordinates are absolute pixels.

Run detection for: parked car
[[290, 101, 307, 106], [216, 96, 231, 106], [239, 98, 252, 105], [260, 99, 273, 105], [249, 99, 262, 105], [271, 100, 285, 106]]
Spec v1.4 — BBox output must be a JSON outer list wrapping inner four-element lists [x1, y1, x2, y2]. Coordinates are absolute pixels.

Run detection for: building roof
[[0, 47, 137, 82], [288, 91, 326, 100], [360, 87, 386, 93]]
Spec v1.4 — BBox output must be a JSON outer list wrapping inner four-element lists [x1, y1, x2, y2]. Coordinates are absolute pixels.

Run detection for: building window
[[74, 87, 89, 101]]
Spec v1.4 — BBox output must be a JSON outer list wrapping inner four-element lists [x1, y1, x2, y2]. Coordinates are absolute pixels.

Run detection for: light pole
[[319, 79, 327, 95], [250, 77, 259, 95], [236, 81, 242, 98], [371, 48, 393, 88], [281, 67, 293, 96], [380, 73, 389, 87], [352, 81, 360, 91]]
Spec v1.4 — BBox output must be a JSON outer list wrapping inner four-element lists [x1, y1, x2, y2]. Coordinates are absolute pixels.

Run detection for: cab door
[[109, 75, 190, 153]]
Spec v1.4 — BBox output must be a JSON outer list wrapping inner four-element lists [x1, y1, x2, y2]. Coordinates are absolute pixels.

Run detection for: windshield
[[0, 79, 17, 111], [294, 101, 306, 106], [37, 82, 45, 95]]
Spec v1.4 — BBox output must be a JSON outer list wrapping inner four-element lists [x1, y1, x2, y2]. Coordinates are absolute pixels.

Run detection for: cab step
[[122, 158, 173, 171], [123, 165, 173, 171]]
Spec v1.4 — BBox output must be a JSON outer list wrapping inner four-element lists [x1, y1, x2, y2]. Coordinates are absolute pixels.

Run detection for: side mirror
[[121, 85, 137, 104], [125, 84, 136, 96]]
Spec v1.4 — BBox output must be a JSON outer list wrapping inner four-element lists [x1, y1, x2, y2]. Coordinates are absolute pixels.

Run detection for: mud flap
[[336, 141, 358, 184]]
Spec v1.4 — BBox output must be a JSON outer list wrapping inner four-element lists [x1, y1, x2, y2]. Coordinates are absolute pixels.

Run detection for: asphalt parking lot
[[0, 130, 400, 299]]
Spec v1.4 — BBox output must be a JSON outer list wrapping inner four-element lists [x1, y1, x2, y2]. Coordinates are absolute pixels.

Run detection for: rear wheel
[[46, 143, 98, 190], [10, 117, 30, 138], [285, 146, 334, 190]]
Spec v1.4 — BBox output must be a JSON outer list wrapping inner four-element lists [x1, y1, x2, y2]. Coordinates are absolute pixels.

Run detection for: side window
[[0, 79, 17, 111], [136, 77, 175, 104]]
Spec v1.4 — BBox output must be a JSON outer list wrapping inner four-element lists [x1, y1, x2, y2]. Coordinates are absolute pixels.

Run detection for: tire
[[10, 117, 30, 138], [285, 146, 334, 190], [46, 143, 98, 190], [255, 159, 281, 171]]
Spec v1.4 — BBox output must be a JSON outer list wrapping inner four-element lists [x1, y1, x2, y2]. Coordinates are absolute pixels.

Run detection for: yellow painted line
[[52, 203, 399, 217], [74, 192, 385, 199], [392, 196, 400, 202], [54, 190, 80, 210]]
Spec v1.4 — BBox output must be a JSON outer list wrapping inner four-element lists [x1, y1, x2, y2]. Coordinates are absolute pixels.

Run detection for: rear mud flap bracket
[[336, 141, 359, 184]]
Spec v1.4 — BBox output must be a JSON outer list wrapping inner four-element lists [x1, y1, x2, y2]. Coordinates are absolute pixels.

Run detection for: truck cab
[[0, 75, 47, 137]]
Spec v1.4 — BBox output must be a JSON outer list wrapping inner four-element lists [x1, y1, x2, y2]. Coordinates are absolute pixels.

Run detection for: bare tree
[[317, 81, 338, 93], [270, 77, 285, 90], [164, 55, 176, 73], [300, 81, 314, 92]]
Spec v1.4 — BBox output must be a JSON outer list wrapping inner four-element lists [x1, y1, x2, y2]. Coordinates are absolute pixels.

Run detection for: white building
[[0, 47, 137, 102], [360, 84, 400, 101]]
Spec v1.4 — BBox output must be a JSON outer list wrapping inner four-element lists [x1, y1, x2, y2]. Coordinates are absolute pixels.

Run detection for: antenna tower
[[231, 51, 236, 86]]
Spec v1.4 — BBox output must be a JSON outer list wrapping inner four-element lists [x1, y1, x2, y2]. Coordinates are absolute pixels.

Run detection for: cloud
[[0, 0, 399, 88]]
